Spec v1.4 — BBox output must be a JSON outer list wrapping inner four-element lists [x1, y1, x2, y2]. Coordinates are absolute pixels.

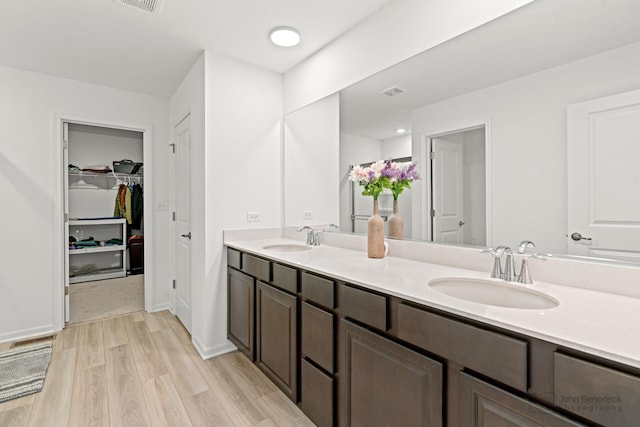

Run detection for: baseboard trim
[[152, 302, 172, 312], [0, 324, 58, 346], [192, 336, 237, 360]]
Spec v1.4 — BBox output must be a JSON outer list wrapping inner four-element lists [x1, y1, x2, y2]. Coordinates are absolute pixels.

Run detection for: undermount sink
[[261, 243, 312, 252], [428, 278, 559, 310]]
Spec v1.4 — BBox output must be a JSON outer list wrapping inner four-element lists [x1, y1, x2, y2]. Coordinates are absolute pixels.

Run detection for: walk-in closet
[[65, 123, 145, 324]]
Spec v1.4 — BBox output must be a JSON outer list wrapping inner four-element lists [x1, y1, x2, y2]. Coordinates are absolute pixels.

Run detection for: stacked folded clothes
[[81, 165, 112, 173]]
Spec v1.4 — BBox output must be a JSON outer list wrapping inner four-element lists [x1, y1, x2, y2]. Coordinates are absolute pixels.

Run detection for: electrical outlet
[[303, 211, 313, 220], [247, 212, 261, 222]]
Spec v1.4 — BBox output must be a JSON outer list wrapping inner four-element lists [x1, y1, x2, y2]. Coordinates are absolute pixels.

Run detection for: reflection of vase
[[388, 199, 404, 239], [368, 199, 385, 258]]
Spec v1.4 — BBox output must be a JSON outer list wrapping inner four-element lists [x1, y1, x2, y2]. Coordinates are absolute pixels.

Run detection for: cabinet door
[[227, 268, 255, 360], [341, 320, 443, 427], [459, 372, 585, 427], [256, 281, 298, 402]]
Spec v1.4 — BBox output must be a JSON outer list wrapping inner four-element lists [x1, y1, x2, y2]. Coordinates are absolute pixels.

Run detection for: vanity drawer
[[554, 352, 640, 427], [339, 284, 387, 331], [397, 303, 528, 391], [272, 263, 297, 294], [241, 253, 270, 282], [301, 272, 335, 309], [300, 358, 334, 427], [227, 247, 241, 270], [301, 301, 334, 373]]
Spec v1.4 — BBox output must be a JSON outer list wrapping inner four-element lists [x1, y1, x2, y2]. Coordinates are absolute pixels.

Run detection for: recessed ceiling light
[[269, 27, 301, 47], [396, 128, 407, 134]]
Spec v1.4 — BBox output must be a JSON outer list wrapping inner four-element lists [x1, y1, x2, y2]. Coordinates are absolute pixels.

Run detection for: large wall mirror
[[284, 0, 640, 264]]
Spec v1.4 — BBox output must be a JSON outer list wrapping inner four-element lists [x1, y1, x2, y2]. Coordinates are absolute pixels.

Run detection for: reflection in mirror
[[285, 1, 640, 263]]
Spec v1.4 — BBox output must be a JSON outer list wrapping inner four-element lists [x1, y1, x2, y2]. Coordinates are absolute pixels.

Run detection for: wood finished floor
[[0, 311, 315, 427]]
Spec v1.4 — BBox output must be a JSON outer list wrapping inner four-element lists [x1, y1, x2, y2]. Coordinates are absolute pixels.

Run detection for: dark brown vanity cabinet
[[341, 320, 444, 427], [459, 372, 584, 427], [227, 250, 271, 361], [227, 247, 638, 427], [299, 272, 337, 427], [227, 267, 255, 360], [256, 280, 297, 402]]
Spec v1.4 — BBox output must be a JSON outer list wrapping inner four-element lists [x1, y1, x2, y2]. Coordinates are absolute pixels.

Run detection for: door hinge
[[172, 279, 176, 289], [65, 286, 69, 296], [429, 151, 435, 160], [169, 143, 176, 154], [172, 211, 176, 221], [63, 122, 69, 149], [64, 213, 69, 223], [430, 209, 435, 217]]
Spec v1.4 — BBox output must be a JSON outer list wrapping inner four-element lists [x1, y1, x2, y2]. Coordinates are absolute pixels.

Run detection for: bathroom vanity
[[225, 232, 640, 427]]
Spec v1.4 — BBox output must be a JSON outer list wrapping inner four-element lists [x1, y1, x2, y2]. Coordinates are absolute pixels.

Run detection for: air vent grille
[[116, 0, 162, 14], [379, 86, 408, 97]]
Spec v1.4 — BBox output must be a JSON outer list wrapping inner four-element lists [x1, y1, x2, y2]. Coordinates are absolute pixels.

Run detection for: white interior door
[[567, 90, 640, 262], [174, 115, 192, 332], [431, 138, 464, 244]]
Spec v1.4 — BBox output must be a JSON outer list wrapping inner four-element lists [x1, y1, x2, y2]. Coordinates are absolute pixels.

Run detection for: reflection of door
[[431, 138, 464, 243], [63, 122, 71, 322], [174, 115, 192, 332], [567, 90, 640, 262]]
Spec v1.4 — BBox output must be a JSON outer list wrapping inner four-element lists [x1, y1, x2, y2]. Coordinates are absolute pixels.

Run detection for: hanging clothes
[[131, 183, 144, 229], [113, 183, 132, 224]]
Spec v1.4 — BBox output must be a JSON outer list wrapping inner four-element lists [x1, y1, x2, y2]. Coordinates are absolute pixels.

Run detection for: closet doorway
[[63, 121, 148, 324], [427, 126, 487, 246]]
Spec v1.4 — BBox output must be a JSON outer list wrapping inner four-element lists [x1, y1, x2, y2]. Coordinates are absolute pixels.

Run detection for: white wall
[[170, 51, 283, 358], [382, 134, 412, 160], [0, 65, 170, 343], [284, 93, 340, 228], [411, 41, 640, 255], [284, 0, 533, 113]]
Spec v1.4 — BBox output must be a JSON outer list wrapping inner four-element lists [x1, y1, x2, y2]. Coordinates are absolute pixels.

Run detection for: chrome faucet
[[483, 240, 551, 284], [482, 245, 516, 282], [297, 224, 339, 246], [297, 226, 316, 245]]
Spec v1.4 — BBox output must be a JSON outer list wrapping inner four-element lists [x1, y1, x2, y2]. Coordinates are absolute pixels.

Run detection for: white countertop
[[225, 236, 640, 370]]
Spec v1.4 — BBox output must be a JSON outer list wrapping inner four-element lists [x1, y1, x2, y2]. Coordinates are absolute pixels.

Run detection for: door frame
[[418, 119, 493, 246], [54, 115, 154, 329]]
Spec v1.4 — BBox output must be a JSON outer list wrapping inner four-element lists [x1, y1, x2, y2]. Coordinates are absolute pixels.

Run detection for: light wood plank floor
[[0, 311, 315, 427]]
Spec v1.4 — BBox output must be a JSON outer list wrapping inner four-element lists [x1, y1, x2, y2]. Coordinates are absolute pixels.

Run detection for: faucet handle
[[481, 247, 503, 278], [517, 240, 536, 254]]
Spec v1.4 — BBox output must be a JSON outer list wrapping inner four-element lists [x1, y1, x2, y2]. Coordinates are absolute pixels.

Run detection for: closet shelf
[[69, 170, 143, 179], [69, 245, 125, 255], [69, 218, 125, 226]]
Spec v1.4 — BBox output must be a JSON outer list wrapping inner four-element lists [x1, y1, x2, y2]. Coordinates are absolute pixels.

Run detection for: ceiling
[[0, 0, 391, 97], [340, 0, 640, 140]]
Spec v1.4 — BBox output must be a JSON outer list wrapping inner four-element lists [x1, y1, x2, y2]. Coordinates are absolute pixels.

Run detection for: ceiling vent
[[379, 86, 408, 97], [115, 0, 163, 14]]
